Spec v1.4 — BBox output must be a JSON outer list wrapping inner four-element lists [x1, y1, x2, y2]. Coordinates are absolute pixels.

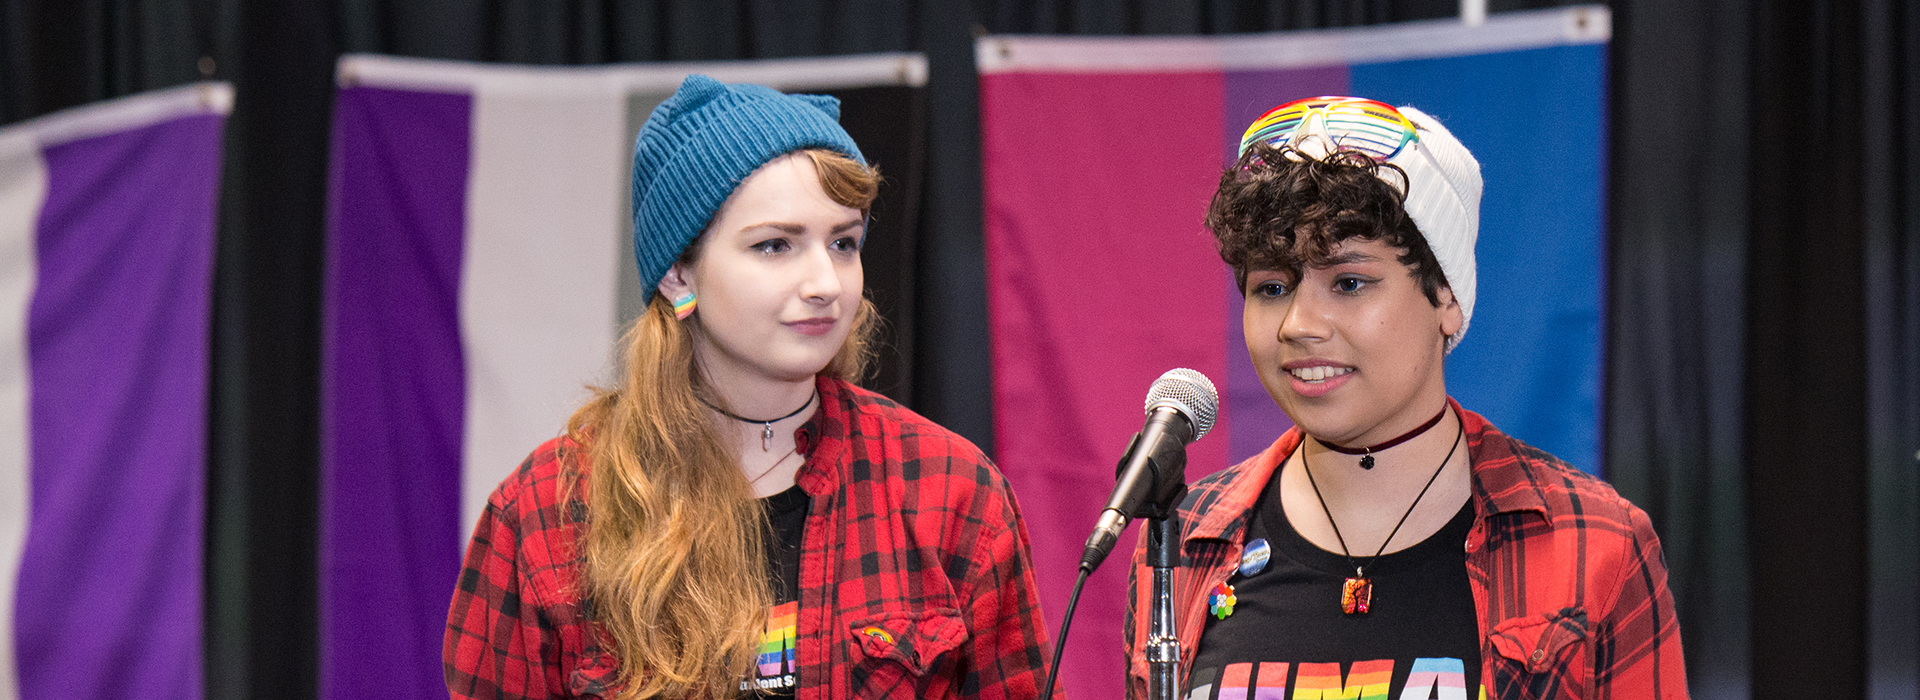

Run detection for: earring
[[672, 292, 697, 320]]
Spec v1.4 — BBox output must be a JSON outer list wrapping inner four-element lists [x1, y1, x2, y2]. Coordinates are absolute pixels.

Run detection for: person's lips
[[784, 317, 837, 336]]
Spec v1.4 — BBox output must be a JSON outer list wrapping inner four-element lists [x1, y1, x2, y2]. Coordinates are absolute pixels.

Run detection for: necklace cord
[[749, 447, 801, 485], [699, 389, 816, 425], [1303, 410, 1466, 575]]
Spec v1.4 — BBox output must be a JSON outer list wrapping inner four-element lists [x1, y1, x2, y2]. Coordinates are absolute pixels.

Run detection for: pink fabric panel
[[982, 70, 1230, 700]]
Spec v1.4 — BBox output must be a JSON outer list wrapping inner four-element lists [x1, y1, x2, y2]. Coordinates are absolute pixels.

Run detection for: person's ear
[[1437, 286, 1464, 339], [657, 263, 693, 305]]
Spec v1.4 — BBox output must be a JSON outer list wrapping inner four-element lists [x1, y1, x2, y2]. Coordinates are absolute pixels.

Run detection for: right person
[[1124, 97, 1687, 699]]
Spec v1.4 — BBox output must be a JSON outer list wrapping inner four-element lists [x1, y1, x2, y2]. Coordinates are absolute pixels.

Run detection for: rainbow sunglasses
[[1238, 96, 1419, 162]]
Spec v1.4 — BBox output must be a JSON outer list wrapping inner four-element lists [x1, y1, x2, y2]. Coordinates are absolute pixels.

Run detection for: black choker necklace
[[1319, 404, 1449, 469], [700, 390, 816, 451]]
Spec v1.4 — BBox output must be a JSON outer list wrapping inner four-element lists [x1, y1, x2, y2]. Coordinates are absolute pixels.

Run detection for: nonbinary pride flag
[[979, 8, 1608, 700], [0, 83, 230, 700], [320, 54, 926, 700]]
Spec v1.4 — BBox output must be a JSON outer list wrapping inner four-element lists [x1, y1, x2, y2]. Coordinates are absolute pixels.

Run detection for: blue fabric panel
[[1352, 43, 1609, 474]]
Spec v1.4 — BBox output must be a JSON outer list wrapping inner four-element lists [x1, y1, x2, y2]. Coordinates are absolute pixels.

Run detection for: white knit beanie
[[1281, 105, 1483, 352], [1389, 106, 1481, 352]]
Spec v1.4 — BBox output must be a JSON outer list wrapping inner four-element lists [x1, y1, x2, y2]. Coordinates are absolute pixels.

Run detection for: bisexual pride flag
[[979, 7, 1609, 698], [319, 54, 926, 700], [0, 83, 230, 700]]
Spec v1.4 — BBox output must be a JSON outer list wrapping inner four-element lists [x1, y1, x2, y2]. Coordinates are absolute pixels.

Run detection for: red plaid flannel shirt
[[446, 376, 1053, 699], [1125, 400, 1688, 699]]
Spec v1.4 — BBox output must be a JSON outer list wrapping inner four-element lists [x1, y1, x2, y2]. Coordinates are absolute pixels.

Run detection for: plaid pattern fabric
[[1124, 400, 1688, 699], [445, 376, 1053, 699]]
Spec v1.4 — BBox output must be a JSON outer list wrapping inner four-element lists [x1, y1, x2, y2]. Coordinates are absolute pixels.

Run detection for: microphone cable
[[1040, 564, 1093, 700]]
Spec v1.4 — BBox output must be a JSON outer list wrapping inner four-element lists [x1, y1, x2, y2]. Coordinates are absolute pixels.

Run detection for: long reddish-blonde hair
[[566, 149, 879, 699]]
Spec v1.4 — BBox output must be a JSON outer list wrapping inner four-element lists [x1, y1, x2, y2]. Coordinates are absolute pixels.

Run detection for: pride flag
[[979, 7, 1609, 697], [0, 83, 230, 700], [318, 53, 926, 700]]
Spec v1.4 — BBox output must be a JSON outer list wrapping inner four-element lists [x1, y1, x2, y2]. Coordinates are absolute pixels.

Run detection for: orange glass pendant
[[1341, 577, 1372, 614]]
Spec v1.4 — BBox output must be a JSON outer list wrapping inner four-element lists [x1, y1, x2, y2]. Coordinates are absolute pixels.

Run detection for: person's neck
[[1304, 405, 1460, 486], [1283, 404, 1472, 557], [701, 364, 817, 419], [699, 369, 819, 490]]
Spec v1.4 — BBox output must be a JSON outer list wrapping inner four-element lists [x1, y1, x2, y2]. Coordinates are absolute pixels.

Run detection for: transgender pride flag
[[0, 83, 230, 700], [319, 54, 926, 700], [980, 7, 1609, 698]]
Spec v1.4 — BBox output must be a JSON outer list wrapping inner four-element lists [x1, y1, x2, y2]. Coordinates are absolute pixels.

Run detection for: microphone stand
[[1046, 412, 1199, 700], [1146, 512, 1181, 700]]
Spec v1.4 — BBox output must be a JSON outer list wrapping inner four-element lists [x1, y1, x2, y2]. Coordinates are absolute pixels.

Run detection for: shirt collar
[[1183, 397, 1550, 547], [792, 375, 848, 496]]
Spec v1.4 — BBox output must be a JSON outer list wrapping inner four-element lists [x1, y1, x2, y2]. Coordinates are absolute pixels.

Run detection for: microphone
[[1079, 368, 1218, 573]]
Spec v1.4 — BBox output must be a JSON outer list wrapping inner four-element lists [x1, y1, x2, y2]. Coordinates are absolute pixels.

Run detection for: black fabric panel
[[1606, 0, 1755, 692], [829, 85, 929, 405], [909, 0, 997, 452], [1861, 0, 1920, 691], [206, 2, 337, 698], [1747, 0, 1871, 695]]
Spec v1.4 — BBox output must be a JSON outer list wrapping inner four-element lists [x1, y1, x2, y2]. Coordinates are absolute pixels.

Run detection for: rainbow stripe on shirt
[[757, 601, 798, 679]]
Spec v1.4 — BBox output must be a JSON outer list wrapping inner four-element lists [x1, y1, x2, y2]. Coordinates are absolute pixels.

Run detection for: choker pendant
[[699, 391, 816, 452], [1341, 573, 1373, 614]]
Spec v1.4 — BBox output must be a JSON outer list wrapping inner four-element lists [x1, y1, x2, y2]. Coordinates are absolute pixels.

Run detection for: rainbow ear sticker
[[859, 626, 895, 644], [1208, 582, 1237, 620]]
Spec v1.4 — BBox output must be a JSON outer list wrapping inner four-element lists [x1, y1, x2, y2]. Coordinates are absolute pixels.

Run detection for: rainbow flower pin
[[1208, 582, 1237, 619]]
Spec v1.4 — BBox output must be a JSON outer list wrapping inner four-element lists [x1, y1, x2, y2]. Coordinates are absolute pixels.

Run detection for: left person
[[443, 75, 1053, 700]]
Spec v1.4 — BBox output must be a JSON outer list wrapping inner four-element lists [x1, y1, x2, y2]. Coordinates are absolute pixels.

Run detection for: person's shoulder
[[1193, 451, 1269, 490], [1180, 435, 1290, 515], [486, 434, 582, 518], [1470, 419, 1648, 529]]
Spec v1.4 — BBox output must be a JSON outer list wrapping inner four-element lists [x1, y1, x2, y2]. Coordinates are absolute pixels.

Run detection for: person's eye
[[831, 235, 862, 253], [752, 238, 791, 254], [1333, 276, 1369, 294], [1253, 281, 1290, 298]]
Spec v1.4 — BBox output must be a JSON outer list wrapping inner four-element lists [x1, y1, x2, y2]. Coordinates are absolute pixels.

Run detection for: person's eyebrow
[[738, 218, 864, 235], [1319, 250, 1381, 267], [739, 222, 804, 234]]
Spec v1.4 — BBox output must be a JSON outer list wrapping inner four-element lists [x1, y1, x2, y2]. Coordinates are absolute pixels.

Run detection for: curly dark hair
[[1206, 142, 1449, 305]]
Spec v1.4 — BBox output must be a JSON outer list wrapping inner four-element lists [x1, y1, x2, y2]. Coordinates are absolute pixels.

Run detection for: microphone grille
[[1145, 368, 1219, 441]]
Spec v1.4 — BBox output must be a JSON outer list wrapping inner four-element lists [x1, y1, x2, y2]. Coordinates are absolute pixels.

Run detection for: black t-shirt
[[1185, 471, 1482, 699], [746, 484, 809, 697]]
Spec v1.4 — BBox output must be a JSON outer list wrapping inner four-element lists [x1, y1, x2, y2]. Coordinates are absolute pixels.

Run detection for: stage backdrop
[[979, 6, 1609, 697], [319, 53, 927, 700], [0, 83, 230, 700]]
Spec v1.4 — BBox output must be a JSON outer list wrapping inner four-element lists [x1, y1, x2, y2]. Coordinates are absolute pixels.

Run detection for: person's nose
[[1277, 286, 1331, 344]]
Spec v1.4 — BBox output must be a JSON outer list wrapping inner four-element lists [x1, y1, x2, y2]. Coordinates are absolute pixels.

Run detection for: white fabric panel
[[976, 4, 1608, 73], [0, 129, 46, 700], [339, 52, 927, 95], [459, 80, 627, 534]]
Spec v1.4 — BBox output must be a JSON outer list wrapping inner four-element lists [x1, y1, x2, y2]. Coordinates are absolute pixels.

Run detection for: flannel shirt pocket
[[1488, 607, 1591, 697], [849, 608, 969, 676], [1490, 607, 1590, 672]]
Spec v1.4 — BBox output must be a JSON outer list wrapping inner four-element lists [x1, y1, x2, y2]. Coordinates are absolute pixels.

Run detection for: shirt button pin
[[1531, 649, 1545, 662]]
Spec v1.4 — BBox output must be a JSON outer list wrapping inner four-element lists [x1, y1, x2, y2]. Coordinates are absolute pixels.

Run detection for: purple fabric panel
[[18, 113, 222, 700], [1219, 67, 1349, 463], [319, 86, 470, 700]]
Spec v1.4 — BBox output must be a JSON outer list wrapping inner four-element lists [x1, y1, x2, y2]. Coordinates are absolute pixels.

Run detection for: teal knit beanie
[[631, 74, 866, 302]]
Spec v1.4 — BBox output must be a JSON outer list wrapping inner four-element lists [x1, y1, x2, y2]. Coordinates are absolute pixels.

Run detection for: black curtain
[[1607, 0, 1753, 694], [6, 1, 1918, 698]]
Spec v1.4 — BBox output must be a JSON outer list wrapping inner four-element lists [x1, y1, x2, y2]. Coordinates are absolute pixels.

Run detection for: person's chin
[[1271, 391, 1362, 441]]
